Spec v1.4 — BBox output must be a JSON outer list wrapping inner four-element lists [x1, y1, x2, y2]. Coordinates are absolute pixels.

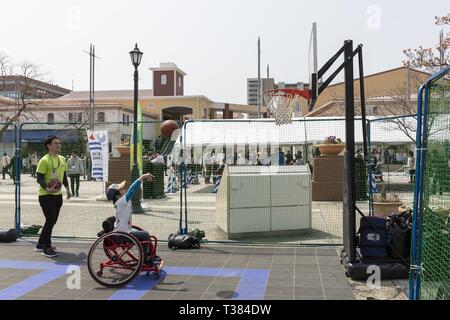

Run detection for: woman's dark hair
[[44, 135, 60, 151], [409, 151, 414, 157]]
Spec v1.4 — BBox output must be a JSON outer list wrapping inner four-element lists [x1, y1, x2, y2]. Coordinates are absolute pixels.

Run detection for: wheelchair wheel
[[87, 231, 144, 288]]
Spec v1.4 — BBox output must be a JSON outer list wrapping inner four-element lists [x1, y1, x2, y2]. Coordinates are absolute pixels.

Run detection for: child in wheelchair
[[105, 173, 159, 264]]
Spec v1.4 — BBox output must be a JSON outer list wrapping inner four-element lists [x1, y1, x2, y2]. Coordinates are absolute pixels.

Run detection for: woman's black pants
[[38, 195, 63, 248]]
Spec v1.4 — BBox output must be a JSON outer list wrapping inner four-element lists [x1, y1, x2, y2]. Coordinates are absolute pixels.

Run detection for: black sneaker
[[35, 244, 57, 252], [41, 248, 58, 258]]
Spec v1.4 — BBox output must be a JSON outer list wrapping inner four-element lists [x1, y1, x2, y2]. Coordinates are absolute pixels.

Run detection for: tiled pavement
[[0, 240, 355, 300]]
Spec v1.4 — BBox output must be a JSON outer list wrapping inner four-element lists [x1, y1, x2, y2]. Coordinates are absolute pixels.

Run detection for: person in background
[[67, 152, 85, 197], [370, 148, 378, 173], [203, 151, 214, 183], [278, 151, 286, 166], [355, 149, 363, 160], [286, 150, 293, 164], [10, 154, 19, 184], [384, 149, 389, 164], [237, 152, 246, 165], [151, 152, 165, 164], [405, 151, 415, 183], [2, 152, 11, 180], [296, 156, 305, 165], [259, 152, 271, 166], [22, 155, 28, 174], [31, 151, 41, 177]]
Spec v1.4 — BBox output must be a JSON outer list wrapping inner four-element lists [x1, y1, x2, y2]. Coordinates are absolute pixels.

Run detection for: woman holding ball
[[35, 135, 71, 258]]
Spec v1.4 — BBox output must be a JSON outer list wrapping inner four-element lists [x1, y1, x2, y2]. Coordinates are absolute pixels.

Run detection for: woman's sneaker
[[35, 244, 57, 252], [41, 247, 58, 258]]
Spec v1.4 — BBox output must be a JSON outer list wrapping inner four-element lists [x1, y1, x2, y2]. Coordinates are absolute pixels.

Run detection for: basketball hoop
[[263, 88, 311, 125]]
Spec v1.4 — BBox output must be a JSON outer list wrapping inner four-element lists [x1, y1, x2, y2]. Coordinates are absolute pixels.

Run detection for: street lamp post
[[129, 44, 145, 214]]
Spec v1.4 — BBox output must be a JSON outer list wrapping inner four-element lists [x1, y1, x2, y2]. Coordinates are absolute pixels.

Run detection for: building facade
[[0, 62, 266, 156], [248, 66, 429, 118], [0, 76, 70, 99], [305, 67, 429, 117]]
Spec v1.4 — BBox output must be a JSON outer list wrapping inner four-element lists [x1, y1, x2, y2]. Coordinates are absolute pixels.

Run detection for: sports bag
[[0, 229, 19, 243], [358, 216, 387, 258], [168, 233, 200, 250]]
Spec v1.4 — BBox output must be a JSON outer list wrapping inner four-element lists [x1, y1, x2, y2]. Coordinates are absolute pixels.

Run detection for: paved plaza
[[0, 240, 358, 300]]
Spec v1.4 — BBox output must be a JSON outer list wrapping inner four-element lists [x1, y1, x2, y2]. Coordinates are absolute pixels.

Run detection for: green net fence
[[0, 123, 18, 232], [419, 74, 450, 300], [367, 116, 417, 216]]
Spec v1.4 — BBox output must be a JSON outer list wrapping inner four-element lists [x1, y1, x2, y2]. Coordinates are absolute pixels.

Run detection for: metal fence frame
[[409, 65, 450, 300], [366, 114, 418, 214], [15, 120, 165, 237], [0, 122, 19, 232], [180, 117, 364, 245]]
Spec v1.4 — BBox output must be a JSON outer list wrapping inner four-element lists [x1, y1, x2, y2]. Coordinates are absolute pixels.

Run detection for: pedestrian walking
[[67, 152, 85, 197], [2, 153, 12, 180], [30, 151, 38, 178]]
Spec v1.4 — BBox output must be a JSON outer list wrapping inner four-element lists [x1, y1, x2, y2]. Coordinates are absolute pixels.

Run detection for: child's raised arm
[[125, 173, 154, 202]]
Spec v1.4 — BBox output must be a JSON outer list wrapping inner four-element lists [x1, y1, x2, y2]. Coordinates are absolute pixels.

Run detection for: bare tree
[[58, 103, 90, 142], [375, 14, 450, 143], [0, 52, 50, 140], [374, 70, 424, 143]]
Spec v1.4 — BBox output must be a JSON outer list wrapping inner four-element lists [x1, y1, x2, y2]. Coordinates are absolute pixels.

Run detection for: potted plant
[[115, 137, 131, 156], [315, 136, 345, 155], [373, 185, 403, 217]]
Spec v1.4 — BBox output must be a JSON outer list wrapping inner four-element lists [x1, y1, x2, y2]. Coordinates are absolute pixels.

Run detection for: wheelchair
[[87, 219, 163, 288]]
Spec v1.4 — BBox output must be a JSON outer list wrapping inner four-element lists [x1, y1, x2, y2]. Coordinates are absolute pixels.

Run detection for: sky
[[1, 0, 448, 104]]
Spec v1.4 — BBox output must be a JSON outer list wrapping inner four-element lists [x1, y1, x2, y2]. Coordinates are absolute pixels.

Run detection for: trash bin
[[143, 161, 152, 199], [143, 162, 166, 199]]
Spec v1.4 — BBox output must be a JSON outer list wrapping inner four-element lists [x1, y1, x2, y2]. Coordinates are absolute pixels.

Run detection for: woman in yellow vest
[[35, 136, 72, 257]]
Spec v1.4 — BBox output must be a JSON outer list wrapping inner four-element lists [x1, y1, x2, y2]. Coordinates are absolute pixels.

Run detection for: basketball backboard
[[308, 22, 318, 110]]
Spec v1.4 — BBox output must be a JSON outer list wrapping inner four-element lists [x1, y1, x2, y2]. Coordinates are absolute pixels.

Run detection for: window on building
[[368, 105, 378, 115], [122, 114, 130, 126], [47, 113, 54, 124], [161, 74, 167, 85], [69, 112, 82, 123], [97, 112, 105, 122], [178, 77, 181, 87]]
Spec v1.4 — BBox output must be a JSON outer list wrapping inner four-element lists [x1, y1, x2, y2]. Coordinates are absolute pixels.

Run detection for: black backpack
[[168, 233, 201, 250], [97, 216, 116, 237], [188, 228, 205, 241], [0, 229, 19, 243], [386, 209, 412, 260]]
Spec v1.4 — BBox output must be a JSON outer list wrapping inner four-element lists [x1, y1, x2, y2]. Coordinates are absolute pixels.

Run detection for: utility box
[[216, 165, 312, 238]]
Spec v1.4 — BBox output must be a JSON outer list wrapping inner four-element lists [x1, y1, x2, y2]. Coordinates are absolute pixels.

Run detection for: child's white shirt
[[114, 196, 132, 232]]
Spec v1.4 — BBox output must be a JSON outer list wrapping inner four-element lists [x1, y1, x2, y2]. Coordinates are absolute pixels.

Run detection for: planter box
[[311, 155, 344, 201], [316, 144, 345, 156], [312, 181, 343, 201], [373, 202, 403, 218], [115, 145, 130, 156]]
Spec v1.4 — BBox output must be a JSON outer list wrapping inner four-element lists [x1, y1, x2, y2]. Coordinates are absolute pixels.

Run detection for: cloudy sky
[[1, 0, 448, 104]]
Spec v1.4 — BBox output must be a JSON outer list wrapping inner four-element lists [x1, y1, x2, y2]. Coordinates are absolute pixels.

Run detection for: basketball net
[[263, 89, 310, 125]]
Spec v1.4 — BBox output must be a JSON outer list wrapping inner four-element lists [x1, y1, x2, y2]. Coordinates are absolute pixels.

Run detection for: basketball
[[160, 120, 179, 138], [48, 179, 62, 191]]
